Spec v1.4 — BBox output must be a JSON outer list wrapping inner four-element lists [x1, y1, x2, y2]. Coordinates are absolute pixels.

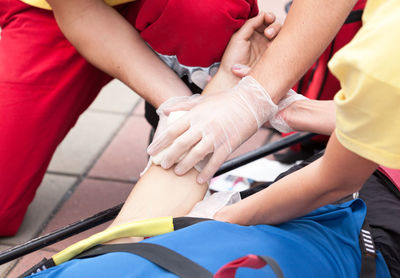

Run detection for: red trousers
[[0, 0, 257, 235]]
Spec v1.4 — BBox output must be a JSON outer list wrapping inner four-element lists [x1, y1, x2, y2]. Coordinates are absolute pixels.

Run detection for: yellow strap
[[52, 216, 174, 265], [19, 0, 135, 10]]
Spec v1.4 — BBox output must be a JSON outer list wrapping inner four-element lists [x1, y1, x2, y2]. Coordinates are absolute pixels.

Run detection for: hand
[[279, 99, 336, 135], [153, 95, 202, 140], [147, 76, 278, 184], [220, 12, 281, 78], [269, 89, 307, 133]]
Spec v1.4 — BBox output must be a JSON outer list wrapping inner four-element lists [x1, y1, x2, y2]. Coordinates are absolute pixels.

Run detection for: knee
[[0, 206, 26, 236]]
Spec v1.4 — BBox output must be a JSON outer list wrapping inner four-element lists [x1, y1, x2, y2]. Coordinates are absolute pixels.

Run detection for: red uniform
[[0, 0, 258, 235]]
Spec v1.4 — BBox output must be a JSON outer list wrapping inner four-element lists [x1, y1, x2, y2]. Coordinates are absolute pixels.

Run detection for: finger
[[162, 95, 202, 115], [231, 64, 251, 78], [263, 11, 276, 25], [197, 147, 230, 184], [235, 12, 265, 40], [162, 102, 197, 115], [160, 127, 202, 169], [254, 12, 276, 34], [147, 118, 190, 156], [264, 22, 281, 40], [174, 136, 214, 175]]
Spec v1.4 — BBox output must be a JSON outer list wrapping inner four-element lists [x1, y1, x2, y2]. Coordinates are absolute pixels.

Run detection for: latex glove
[[187, 191, 241, 219], [270, 89, 307, 133], [147, 76, 278, 184], [153, 94, 202, 141], [142, 110, 210, 176]]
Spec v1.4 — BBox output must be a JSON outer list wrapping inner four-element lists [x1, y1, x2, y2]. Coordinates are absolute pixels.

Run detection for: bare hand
[[220, 12, 281, 78]]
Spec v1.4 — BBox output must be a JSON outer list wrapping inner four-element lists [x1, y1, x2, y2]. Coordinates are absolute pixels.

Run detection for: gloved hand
[[229, 64, 308, 133], [187, 191, 241, 219], [147, 76, 278, 184], [153, 94, 202, 140], [270, 89, 307, 133]]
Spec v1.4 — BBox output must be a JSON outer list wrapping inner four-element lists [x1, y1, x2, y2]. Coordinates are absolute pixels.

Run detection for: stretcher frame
[[0, 132, 315, 265]]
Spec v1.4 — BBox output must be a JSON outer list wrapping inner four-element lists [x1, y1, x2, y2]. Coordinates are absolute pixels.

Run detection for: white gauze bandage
[[270, 89, 307, 133]]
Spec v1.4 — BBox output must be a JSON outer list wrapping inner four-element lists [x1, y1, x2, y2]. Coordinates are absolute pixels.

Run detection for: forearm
[[47, 0, 191, 107], [250, 0, 357, 103], [215, 132, 378, 225]]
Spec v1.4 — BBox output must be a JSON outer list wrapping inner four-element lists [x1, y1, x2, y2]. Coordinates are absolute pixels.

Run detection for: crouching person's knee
[[0, 205, 27, 236]]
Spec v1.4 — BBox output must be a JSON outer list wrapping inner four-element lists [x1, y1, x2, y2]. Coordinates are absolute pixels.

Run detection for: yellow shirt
[[329, 0, 400, 168], [20, 0, 135, 10]]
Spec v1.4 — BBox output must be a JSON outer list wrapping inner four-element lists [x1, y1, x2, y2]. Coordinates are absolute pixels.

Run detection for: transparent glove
[[270, 89, 307, 133], [187, 191, 241, 219], [153, 94, 202, 141], [147, 76, 278, 184]]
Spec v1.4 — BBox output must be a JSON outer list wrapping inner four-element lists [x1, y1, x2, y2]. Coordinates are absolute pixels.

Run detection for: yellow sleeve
[[19, 0, 135, 10], [332, 66, 400, 168], [328, 0, 400, 169]]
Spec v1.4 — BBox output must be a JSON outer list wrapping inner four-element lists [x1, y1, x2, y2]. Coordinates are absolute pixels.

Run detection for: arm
[[47, 0, 191, 107], [215, 132, 378, 225], [250, 0, 357, 103]]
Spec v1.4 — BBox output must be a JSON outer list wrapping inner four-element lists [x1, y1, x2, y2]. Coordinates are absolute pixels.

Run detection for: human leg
[[0, 0, 111, 236], [109, 165, 208, 228]]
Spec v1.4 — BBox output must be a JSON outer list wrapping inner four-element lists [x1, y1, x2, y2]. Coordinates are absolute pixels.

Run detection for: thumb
[[231, 64, 251, 78]]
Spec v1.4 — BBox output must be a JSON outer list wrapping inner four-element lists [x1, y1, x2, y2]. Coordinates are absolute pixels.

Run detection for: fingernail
[[161, 159, 169, 169], [174, 166, 183, 175], [266, 12, 275, 19], [266, 27, 274, 37], [197, 176, 204, 184], [232, 64, 246, 70]]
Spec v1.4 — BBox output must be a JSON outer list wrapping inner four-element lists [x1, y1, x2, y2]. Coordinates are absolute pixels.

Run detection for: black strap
[[19, 258, 55, 278], [258, 256, 284, 278], [76, 242, 213, 278], [359, 220, 376, 278], [345, 9, 363, 24], [173, 217, 211, 230]]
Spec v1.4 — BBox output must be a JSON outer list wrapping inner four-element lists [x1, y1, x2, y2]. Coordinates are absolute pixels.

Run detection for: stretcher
[[0, 132, 384, 278], [0, 132, 314, 266]]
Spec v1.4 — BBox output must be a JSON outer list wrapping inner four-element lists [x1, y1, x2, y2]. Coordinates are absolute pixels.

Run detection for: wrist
[[203, 69, 240, 94], [236, 76, 278, 127]]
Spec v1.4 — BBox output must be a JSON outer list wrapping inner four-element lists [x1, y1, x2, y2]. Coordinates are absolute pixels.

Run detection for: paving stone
[[133, 100, 145, 116], [40, 179, 134, 251], [0, 175, 76, 246], [6, 249, 54, 278], [89, 79, 141, 114], [0, 245, 16, 278], [48, 111, 125, 175], [88, 116, 151, 182]]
